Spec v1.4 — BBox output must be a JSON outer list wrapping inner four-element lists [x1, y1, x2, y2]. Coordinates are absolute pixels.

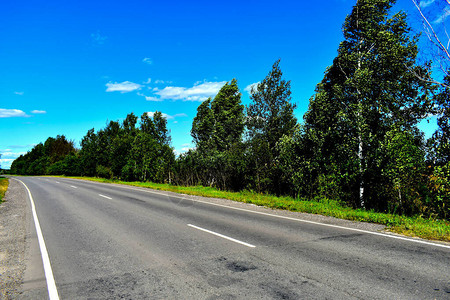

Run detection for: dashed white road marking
[[55, 178, 450, 250], [70, 185, 77, 189], [188, 224, 256, 248], [99, 194, 112, 200]]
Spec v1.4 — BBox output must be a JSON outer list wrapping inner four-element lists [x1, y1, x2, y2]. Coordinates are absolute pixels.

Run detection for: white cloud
[[0, 151, 26, 159], [0, 150, 27, 169], [146, 111, 187, 120], [143, 78, 152, 84], [244, 82, 260, 94], [420, 0, 435, 8], [0, 158, 15, 169], [143, 57, 153, 65], [153, 81, 226, 101], [31, 110, 46, 114], [137, 92, 163, 102], [435, 10, 450, 24], [14, 91, 24, 95], [0, 109, 29, 118], [154, 79, 173, 84], [106, 81, 142, 93], [91, 31, 107, 45]]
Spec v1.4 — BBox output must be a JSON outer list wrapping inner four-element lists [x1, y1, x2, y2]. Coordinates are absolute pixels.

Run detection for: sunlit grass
[[0, 177, 9, 203], [55, 176, 449, 242]]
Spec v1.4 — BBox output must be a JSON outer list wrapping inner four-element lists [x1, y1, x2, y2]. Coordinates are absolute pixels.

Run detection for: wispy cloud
[[420, 0, 435, 8], [152, 81, 226, 101], [7, 144, 36, 149], [435, 10, 450, 24], [244, 82, 260, 94], [0, 109, 29, 118], [91, 31, 107, 45], [154, 79, 173, 84], [14, 91, 24, 96], [143, 57, 153, 65], [106, 81, 142, 93], [137, 92, 163, 102], [146, 111, 188, 120], [143, 78, 152, 84], [31, 110, 46, 114]]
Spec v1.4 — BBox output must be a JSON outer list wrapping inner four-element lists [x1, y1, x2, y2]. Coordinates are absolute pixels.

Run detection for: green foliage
[[301, 0, 433, 210], [10, 135, 76, 175], [77, 112, 175, 182], [10, 113, 175, 184], [246, 59, 297, 195], [187, 79, 246, 190], [427, 162, 450, 219], [380, 127, 427, 215]]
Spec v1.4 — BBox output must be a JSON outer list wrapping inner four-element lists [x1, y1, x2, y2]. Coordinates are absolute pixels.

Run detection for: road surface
[[12, 176, 450, 299]]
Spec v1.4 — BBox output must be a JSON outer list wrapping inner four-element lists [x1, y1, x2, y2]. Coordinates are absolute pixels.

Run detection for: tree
[[246, 59, 297, 194], [191, 98, 214, 150], [153, 111, 171, 145], [210, 78, 245, 151], [381, 126, 427, 215], [189, 80, 246, 189], [303, 0, 432, 210], [430, 75, 450, 164], [79, 128, 98, 176]]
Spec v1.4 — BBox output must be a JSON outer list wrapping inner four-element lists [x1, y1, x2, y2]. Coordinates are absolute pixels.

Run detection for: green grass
[[55, 176, 450, 242], [0, 177, 9, 203]]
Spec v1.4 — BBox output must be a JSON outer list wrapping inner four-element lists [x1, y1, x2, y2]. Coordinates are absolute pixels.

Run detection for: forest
[[10, 0, 449, 220]]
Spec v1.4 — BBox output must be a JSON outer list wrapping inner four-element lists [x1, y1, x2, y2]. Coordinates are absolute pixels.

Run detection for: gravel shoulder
[[0, 178, 30, 299]]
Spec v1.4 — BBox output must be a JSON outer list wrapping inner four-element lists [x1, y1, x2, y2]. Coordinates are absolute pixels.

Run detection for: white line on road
[[55, 181, 60, 184], [188, 224, 256, 248], [14, 179, 60, 300], [61, 178, 450, 250], [99, 194, 112, 200], [70, 185, 77, 189]]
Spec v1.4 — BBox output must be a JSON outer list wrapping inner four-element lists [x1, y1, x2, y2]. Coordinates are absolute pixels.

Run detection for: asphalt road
[[13, 176, 450, 299]]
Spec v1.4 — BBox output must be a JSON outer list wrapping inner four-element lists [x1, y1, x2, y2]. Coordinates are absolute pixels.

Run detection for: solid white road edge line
[[14, 178, 60, 300], [58, 178, 450, 250], [188, 224, 256, 248], [99, 194, 112, 200]]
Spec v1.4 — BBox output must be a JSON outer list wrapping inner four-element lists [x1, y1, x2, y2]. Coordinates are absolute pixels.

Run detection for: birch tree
[[303, 0, 432, 210]]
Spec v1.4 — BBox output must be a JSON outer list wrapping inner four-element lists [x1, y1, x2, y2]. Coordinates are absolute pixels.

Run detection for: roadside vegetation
[[0, 177, 9, 203], [10, 1, 449, 241]]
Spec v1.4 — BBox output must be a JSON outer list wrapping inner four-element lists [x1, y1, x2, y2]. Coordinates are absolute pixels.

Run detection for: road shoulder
[[0, 178, 28, 298]]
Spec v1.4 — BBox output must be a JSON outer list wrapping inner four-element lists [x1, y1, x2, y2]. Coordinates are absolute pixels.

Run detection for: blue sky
[[0, 0, 444, 169]]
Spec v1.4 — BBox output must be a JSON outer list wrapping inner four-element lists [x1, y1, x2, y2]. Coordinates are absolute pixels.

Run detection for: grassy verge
[[57, 176, 449, 242], [0, 177, 9, 203]]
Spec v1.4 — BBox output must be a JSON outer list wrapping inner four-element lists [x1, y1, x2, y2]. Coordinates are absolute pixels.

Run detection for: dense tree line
[[11, 0, 449, 220], [11, 112, 175, 184]]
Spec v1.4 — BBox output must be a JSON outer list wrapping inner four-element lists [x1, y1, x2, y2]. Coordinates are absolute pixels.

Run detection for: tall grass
[[0, 177, 9, 203], [60, 176, 449, 242]]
